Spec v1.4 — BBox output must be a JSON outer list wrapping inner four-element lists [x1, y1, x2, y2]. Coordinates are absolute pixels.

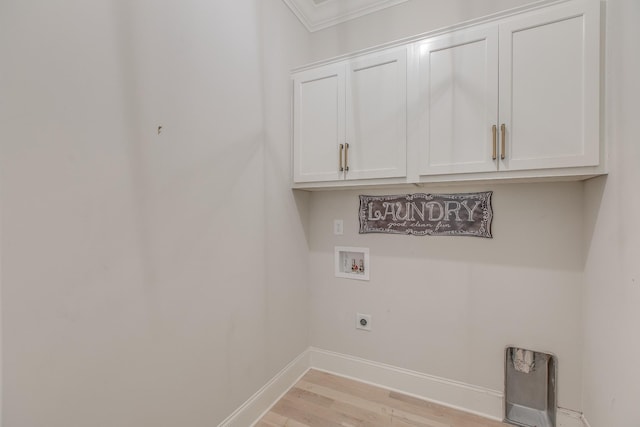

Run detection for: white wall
[[305, 0, 586, 412], [0, 1, 309, 426], [582, 0, 640, 426]]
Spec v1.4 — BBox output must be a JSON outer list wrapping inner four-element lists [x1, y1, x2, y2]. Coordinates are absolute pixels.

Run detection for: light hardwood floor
[[256, 369, 511, 427]]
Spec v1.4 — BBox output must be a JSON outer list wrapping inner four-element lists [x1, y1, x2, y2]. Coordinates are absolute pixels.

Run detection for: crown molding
[[282, 0, 409, 32]]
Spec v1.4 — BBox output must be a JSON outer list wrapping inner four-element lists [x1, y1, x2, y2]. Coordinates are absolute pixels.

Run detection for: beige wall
[[0, 1, 310, 425], [308, 183, 585, 410], [582, 0, 640, 426], [2, 0, 639, 425], [259, 0, 313, 378]]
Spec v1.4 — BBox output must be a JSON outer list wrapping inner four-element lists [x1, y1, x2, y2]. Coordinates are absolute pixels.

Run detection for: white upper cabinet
[[293, 64, 345, 183], [416, 27, 499, 175], [415, 0, 600, 178], [346, 49, 407, 180], [292, 48, 408, 184], [499, 0, 601, 171], [292, 0, 603, 189]]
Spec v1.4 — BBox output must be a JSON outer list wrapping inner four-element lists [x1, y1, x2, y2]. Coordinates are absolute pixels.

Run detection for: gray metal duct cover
[[504, 347, 557, 427]]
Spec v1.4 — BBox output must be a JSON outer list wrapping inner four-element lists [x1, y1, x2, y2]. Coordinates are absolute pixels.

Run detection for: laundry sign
[[359, 192, 493, 238]]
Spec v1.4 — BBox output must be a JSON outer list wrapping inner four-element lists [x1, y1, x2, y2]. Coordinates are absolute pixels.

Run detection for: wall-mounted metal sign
[[359, 192, 493, 238]]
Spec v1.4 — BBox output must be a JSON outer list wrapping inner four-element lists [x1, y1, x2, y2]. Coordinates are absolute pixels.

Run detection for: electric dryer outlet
[[356, 313, 372, 331]]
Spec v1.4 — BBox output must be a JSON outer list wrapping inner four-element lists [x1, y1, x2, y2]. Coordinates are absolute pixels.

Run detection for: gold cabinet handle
[[492, 125, 497, 160], [344, 143, 350, 172], [500, 124, 506, 160], [339, 144, 344, 172]]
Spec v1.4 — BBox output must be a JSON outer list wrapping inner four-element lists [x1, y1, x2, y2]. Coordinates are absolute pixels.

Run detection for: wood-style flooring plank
[[257, 370, 511, 427]]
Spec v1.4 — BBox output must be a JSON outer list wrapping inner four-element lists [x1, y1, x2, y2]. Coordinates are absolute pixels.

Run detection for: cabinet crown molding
[[282, 0, 409, 32], [291, 0, 581, 73]]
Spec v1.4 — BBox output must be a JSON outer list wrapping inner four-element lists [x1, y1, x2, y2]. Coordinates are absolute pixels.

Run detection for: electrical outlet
[[334, 219, 343, 235], [356, 313, 372, 331]]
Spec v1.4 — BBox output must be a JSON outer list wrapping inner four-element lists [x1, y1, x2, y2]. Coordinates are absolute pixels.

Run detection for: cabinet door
[[293, 64, 345, 183], [499, 0, 600, 171], [417, 27, 499, 175], [345, 49, 407, 180]]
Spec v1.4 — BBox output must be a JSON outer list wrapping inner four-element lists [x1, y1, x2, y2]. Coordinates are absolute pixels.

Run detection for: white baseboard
[[556, 407, 587, 427], [221, 346, 587, 427], [309, 347, 504, 421], [217, 350, 310, 427]]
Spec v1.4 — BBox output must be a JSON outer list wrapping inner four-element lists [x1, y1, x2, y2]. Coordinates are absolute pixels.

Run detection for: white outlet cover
[[356, 313, 372, 331], [333, 219, 343, 235]]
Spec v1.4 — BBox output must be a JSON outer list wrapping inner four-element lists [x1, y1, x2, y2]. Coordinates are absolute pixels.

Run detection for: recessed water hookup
[[335, 246, 369, 281]]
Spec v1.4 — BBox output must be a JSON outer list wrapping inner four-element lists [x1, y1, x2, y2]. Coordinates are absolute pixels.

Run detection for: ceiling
[[282, 0, 409, 32]]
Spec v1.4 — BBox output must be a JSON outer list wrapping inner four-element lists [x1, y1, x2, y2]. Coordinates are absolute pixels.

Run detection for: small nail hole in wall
[[157, 126, 162, 135]]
